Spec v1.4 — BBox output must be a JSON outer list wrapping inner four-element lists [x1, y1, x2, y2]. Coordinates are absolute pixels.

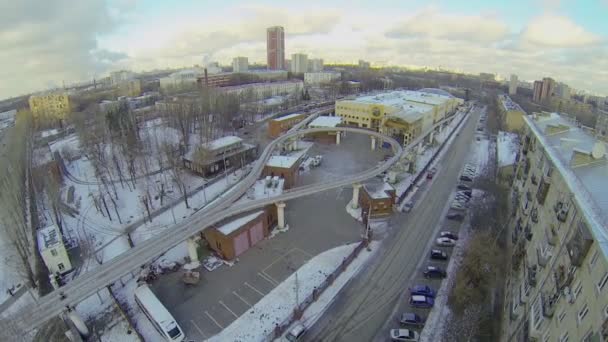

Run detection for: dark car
[[410, 285, 436, 298], [409, 295, 434, 308], [430, 249, 448, 260], [440, 231, 459, 240], [457, 184, 471, 191], [424, 266, 447, 279], [457, 190, 473, 197], [459, 175, 473, 182], [399, 312, 425, 327], [446, 212, 465, 221]]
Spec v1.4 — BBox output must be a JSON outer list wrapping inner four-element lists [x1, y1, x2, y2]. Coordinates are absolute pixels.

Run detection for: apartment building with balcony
[[503, 111, 608, 342]]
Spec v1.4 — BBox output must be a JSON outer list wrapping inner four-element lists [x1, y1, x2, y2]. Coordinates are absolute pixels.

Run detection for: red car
[[426, 168, 437, 179]]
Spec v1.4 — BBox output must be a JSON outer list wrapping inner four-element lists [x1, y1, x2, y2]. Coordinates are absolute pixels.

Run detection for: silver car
[[390, 328, 419, 341]]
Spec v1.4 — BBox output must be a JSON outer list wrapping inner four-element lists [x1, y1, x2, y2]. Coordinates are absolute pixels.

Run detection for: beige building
[[595, 109, 608, 141], [291, 53, 308, 74], [497, 130, 519, 184], [29, 92, 71, 120], [304, 72, 341, 85], [232, 57, 248, 73], [498, 94, 527, 133], [37, 224, 72, 275], [502, 112, 608, 342], [335, 90, 462, 146], [115, 79, 142, 97]]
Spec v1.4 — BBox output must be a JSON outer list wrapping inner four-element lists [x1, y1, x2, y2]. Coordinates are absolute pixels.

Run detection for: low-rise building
[[183, 136, 257, 177], [502, 112, 608, 342], [304, 72, 341, 85], [359, 182, 396, 218], [37, 224, 72, 275], [262, 142, 311, 189], [496, 131, 519, 184], [161, 68, 206, 90], [307, 116, 342, 143], [595, 109, 608, 141], [220, 80, 304, 100], [232, 57, 248, 73], [268, 113, 306, 138], [115, 79, 142, 97], [29, 92, 71, 121], [498, 94, 526, 133]]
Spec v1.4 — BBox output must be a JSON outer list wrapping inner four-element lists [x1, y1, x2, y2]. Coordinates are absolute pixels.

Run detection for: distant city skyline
[[2, 0, 608, 99]]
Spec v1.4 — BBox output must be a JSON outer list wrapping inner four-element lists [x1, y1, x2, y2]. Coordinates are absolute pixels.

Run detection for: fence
[[267, 240, 368, 340], [397, 109, 471, 204]]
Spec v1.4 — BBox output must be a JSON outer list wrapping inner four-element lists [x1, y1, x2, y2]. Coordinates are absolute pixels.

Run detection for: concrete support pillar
[[418, 142, 424, 154], [438, 124, 443, 133], [187, 236, 201, 266], [429, 130, 435, 144], [371, 137, 376, 150], [276, 202, 287, 229], [351, 183, 362, 209], [292, 139, 298, 150], [336, 132, 341, 145]]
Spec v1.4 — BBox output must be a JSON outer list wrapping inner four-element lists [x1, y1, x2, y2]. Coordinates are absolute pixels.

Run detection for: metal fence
[[266, 240, 367, 340]]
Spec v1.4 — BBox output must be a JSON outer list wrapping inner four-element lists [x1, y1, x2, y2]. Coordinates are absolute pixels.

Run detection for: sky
[[1, 0, 607, 100]]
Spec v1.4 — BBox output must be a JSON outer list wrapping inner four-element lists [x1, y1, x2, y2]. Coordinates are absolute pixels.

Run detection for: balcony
[[525, 225, 533, 241], [536, 177, 550, 205], [546, 226, 558, 246], [531, 208, 539, 223], [554, 201, 570, 223], [566, 221, 593, 267], [542, 293, 557, 318], [528, 265, 538, 287], [537, 247, 551, 268], [531, 174, 538, 185], [513, 241, 526, 271]]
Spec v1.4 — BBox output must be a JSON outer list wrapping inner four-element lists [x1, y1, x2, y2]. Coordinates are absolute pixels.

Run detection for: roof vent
[[591, 141, 606, 159]]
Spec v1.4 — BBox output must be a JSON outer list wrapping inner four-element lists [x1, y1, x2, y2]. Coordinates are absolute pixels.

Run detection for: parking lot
[[150, 132, 384, 341]]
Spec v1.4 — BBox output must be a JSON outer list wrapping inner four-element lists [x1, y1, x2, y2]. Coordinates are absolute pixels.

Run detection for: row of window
[[338, 114, 370, 121]]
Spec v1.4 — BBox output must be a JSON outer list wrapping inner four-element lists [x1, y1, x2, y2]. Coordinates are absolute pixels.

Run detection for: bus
[[134, 283, 186, 342]]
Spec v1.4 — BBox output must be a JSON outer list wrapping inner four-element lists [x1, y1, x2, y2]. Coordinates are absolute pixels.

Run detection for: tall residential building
[[502, 111, 608, 342], [509, 74, 518, 95], [533, 80, 544, 102], [309, 58, 324, 72], [28, 92, 71, 121], [291, 53, 308, 74], [232, 57, 248, 73], [540, 77, 556, 102], [304, 71, 340, 85], [266, 26, 285, 70], [358, 60, 370, 69], [555, 82, 571, 99]]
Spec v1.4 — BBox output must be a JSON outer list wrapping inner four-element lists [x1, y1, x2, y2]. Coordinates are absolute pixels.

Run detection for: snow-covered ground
[[208, 242, 378, 342]]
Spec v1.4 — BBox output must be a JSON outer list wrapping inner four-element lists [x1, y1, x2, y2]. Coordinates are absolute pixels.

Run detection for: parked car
[[410, 285, 436, 298], [285, 322, 306, 341], [430, 249, 448, 260], [457, 190, 473, 197], [446, 212, 465, 221], [426, 168, 436, 179], [390, 328, 419, 341], [436, 237, 456, 247], [459, 175, 473, 182], [440, 231, 459, 240], [399, 312, 425, 327], [424, 266, 447, 279], [456, 184, 471, 191], [402, 202, 413, 213], [409, 295, 434, 308], [450, 202, 467, 211]]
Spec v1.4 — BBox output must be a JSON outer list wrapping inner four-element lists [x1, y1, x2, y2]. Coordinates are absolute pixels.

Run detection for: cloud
[[520, 14, 602, 47], [386, 9, 510, 43], [0, 0, 129, 99]]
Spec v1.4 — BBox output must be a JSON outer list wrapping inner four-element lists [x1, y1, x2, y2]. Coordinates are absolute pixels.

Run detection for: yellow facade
[[116, 79, 142, 97], [498, 95, 526, 133], [28, 92, 71, 120], [335, 100, 389, 130]]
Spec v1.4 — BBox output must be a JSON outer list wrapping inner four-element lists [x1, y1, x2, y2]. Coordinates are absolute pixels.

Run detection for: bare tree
[[162, 142, 189, 208]]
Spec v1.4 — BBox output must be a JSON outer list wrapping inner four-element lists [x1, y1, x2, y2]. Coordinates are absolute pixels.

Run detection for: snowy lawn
[[209, 242, 377, 342]]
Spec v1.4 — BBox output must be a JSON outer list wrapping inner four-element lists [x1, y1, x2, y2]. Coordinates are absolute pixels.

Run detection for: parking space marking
[[205, 311, 224, 329], [262, 249, 296, 273], [190, 319, 208, 339], [219, 300, 239, 319], [261, 270, 280, 285], [258, 272, 279, 286], [245, 282, 265, 296], [294, 247, 313, 258], [233, 291, 252, 306]]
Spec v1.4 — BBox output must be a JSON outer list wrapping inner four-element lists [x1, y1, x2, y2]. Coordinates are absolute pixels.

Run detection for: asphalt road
[[304, 106, 481, 342]]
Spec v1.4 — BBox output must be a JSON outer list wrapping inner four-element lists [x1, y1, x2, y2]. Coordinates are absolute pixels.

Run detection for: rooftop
[[308, 116, 342, 128], [216, 210, 265, 236], [37, 225, 62, 250], [524, 112, 608, 256], [273, 113, 304, 122], [350, 90, 452, 110], [266, 141, 313, 168], [364, 182, 395, 199], [220, 80, 303, 93], [499, 95, 525, 113], [497, 131, 519, 167], [202, 136, 242, 151]]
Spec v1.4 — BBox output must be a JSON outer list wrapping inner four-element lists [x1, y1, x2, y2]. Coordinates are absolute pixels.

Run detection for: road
[[304, 106, 481, 342], [1, 115, 420, 335]]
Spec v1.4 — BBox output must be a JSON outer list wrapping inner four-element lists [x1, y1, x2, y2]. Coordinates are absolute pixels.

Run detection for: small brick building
[[307, 115, 342, 144], [268, 113, 305, 138], [204, 206, 277, 260], [261, 142, 310, 189], [359, 182, 396, 218]]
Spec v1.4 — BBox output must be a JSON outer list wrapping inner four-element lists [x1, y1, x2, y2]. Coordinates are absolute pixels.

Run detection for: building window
[[557, 308, 566, 323], [58, 263, 65, 271], [532, 297, 544, 331], [558, 332, 569, 342], [589, 250, 599, 271], [598, 271, 608, 292], [50, 249, 58, 257], [578, 303, 589, 324], [573, 280, 583, 300]]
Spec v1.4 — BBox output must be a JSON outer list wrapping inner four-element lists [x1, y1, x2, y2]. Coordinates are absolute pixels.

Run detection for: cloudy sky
[[1, 0, 607, 99]]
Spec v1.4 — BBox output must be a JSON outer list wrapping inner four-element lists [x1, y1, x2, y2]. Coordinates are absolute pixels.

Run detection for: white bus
[[134, 283, 186, 342]]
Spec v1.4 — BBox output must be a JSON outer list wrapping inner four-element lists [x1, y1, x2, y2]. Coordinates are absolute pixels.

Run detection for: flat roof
[[202, 136, 242, 151], [499, 95, 525, 113], [216, 210, 265, 236], [524, 112, 608, 256], [308, 116, 342, 128], [497, 131, 519, 167], [364, 182, 395, 199], [37, 225, 62, 250], [266, 141, 312, 168]]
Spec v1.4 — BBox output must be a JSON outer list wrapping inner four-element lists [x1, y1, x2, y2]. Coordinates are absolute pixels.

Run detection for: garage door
[[249, 221, 264, 246], [233, 231, 250, 257]]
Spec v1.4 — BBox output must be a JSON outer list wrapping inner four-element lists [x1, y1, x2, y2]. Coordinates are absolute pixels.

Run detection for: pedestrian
[[7, 288, 13, 297]]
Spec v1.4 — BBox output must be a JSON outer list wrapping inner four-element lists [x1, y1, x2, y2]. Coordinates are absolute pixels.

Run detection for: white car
[[390, 328, 419, 341], [436, 237, 456, 247]]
